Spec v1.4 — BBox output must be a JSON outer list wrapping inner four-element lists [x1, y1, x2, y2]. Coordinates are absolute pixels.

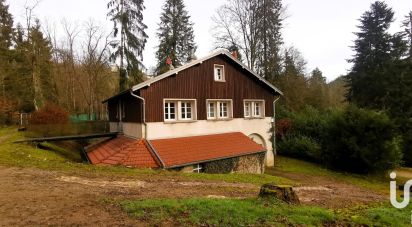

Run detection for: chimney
[[166, 57, 174, 70], [231, 51, 238, 60]]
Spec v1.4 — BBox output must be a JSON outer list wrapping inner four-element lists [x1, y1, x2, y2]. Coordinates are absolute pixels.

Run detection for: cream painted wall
[[122, 123, 143, 139], [146, 117, 274, 166]]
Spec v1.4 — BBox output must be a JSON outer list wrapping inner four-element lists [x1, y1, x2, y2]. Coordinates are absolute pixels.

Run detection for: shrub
[[277, 135, 321, 162], [29, 103, 69, 125], [322, 105, 402, 173]]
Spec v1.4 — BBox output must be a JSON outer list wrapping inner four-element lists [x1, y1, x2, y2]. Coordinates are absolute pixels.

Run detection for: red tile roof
[[86, 132, 266, 169], [87, 136, 159, 168], [149, 132, 266, 168]]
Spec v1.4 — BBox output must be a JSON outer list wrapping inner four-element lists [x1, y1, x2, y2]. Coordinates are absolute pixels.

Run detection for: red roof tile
[[87, 136, 159, 168], [149, 132, 266, 168]]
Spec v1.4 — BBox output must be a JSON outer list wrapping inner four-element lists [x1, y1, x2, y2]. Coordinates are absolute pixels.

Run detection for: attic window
[[214, 64, 225, 82]]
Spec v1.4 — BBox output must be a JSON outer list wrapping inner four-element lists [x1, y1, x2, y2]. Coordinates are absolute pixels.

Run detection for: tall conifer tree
[[108, 0, 148, 90], [256, 0, 283, 81], [0, 0, 13, 98], [155, 0, 196, 75], [346, 1, 400, 109]]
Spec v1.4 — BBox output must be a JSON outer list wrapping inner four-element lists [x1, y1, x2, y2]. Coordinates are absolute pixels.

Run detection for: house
[[87, 49, 282, 174]]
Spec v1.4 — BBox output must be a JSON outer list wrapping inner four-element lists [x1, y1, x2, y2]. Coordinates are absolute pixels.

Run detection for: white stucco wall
[[146, 117, 274, 166]]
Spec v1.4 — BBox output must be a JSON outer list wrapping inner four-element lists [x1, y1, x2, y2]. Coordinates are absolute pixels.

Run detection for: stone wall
[[202, 153, 265, 174]]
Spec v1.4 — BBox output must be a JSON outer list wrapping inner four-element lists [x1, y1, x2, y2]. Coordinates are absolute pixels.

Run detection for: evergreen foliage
[[0, 0, 13, 98], [277, 106, 402, 173], [107, 0, 148, 90], [323, 106, 402, 173], [256, 0, 283, 81], [346, 1, 407, 109], [155, 0, 196, 75]]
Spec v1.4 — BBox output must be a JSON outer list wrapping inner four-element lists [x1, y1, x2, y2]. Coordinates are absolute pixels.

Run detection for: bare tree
[[212, 0, 260, 70], [60, 19, 80, 112], [212, 0, 284, 80], [78, 20, 112, 120]]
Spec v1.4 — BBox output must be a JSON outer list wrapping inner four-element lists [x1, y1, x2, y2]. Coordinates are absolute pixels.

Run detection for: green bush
[[278, 135, 321, 162], [322, 105, 402, 173]]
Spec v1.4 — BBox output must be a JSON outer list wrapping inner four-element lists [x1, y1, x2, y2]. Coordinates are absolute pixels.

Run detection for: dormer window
[[214, 64, 225, 82]]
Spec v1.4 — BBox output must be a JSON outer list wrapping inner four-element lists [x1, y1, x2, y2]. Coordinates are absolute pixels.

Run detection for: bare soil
[[0, 166, 386, 226], [0, 166, 257, 226], [271, 170, 386, 209]]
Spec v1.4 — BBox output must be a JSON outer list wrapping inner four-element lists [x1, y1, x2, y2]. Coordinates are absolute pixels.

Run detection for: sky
[[7, 0, 412, 81]]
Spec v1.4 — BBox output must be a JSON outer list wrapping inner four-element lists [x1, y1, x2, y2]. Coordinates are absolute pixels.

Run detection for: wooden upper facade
[[106, 50, 282, 123]]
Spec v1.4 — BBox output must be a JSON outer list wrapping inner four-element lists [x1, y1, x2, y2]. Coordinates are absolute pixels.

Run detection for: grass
[[0, 126, 291, 185], [119, 198, 336, 226], [3, 126, 412, 226], [118, 198, 412, 226], [268, 156, 389, 193]]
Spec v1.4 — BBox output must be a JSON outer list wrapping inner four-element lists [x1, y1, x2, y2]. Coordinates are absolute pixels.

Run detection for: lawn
[[0, 126, 292, 185], [117, 198, 412, 226], [269, 156, 389, 193], [1, 126, 411, 226]]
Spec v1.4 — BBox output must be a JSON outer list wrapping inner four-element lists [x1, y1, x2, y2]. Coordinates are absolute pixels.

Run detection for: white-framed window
[[254, 102, 261, 117], [207, 102, 215, 119], [164, 101, 176, 121], [180, 102, 192, 120], [193, 163, 203, 173], [206, 100, 232, 120], [244, 100, 265, 118], [214, 64, 225, 82], [164, 99, 196, 122], [219, 102, 228, 118], [244, 102, 251, 118]]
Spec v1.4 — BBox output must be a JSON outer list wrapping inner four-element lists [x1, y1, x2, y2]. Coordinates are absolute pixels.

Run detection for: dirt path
[[0, 166, 387, 226], [270, 170, 386, 209], [0, 166, 257, 226]]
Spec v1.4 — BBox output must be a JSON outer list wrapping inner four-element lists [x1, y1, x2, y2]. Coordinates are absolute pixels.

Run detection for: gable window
[[164, 99, 196, 122], [244, 100, 265, 118], [206, 100, 232, 120], [214, 64, 225, 82]]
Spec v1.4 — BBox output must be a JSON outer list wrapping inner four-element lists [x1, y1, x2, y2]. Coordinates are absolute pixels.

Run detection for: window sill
[[244, 117, 265, 120], [206, 118, 233, 122], [164, 120, 197, 124]]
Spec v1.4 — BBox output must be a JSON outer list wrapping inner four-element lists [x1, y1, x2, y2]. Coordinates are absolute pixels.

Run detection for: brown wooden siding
[[140, 55, 278, 123], [107, 92, 143, 123]]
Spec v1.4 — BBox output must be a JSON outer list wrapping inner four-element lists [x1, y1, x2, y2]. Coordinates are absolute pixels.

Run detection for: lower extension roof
[[86, 132, 266, 169]]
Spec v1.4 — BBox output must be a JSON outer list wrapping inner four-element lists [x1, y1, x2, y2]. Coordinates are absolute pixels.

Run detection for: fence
[[23, 121, 110, 138]]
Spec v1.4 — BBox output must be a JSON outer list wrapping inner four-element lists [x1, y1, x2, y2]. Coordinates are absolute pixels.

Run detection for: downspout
[[146, 140, 165, 169], [272, 96, 280, 157], [130, 91, 148, 139]]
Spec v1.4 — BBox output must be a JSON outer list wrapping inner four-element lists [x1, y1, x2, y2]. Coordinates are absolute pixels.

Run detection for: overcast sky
[[7, 0, 411, 81]]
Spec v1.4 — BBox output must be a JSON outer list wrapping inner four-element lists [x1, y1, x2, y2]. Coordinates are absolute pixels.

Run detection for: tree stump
[[259, 184, 300, 204]]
